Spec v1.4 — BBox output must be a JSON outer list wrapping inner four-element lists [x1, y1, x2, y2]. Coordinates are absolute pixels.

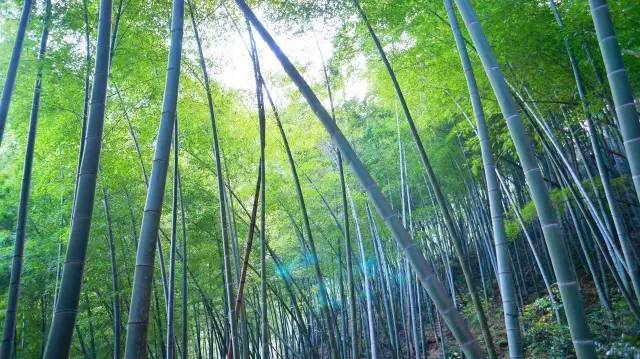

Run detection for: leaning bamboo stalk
[[0, 0, 33, 145], [352, 1, 496, 355], [228, 165, 261, 359], [453, 0, 595, 356], [178, 169, 188, 359], [73, 0, 92, 197], [496, 171, 562, 326], [552, 166, 615, 322], [1, 1, 51, 355], [444, 0, 523, 356], [44, 0, 113, 355], [588, 0, 640, 204], [366, 202, 400, 359], [548, 0, 640, 302], [124, 0, 184, 356], [241, 15, 339, 356], [315, 37, 360, 358], [234, 1, 482, 356]]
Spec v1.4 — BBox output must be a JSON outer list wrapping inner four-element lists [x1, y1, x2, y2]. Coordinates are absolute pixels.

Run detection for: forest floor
[[412, 271, 640, 358]]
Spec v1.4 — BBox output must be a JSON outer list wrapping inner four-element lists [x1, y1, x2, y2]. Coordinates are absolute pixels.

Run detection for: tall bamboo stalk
[[124, 0, 183, 355], [588, 0, 640, 204], [43, 0, 113, 355], [315, 36, 360, 359], [352, 1, 496, 355], [1, 1, 51, 355], [453, 0, 595, 357], [178, 170, 188, 359], [102, 186, 121, 359], [167, 117, 179, 359], [444, 0, 523, 357], [186, 2, 238, 356], [233, 1, 482, 356], [575, 0, 640, 300], [347, 188, 377, 358], [267, 84, 340, 358], [0, 0, 33, 145], [246, 25, 270, 359]]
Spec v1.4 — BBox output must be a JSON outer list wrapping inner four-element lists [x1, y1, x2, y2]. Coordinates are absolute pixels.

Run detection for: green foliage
[[0, 0, 639, 356], [521, 288, 573, 357], [503, 174, 635, 240], [591, 298, 640, 358]]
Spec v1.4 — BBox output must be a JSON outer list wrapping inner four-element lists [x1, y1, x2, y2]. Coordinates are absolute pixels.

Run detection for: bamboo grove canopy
[[0, 0, 639, 358]]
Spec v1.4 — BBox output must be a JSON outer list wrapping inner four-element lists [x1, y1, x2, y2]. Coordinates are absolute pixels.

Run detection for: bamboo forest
[[2, 0, 640, 358]]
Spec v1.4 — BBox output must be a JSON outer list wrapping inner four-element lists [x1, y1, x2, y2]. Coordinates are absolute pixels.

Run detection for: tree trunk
[[1, 1, 51, 355], [167, 117, 180, 359], [588, 0, 640, 204], [44, 0, 113, 355], [102, 186, 121, 359], [124, 0, 183, 356], [347, 187, 377, 358], [0, 0, 33, 144]]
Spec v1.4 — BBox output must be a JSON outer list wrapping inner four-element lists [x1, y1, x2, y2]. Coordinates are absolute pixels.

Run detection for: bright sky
[[1, 1, 369, 109], [199, 6, 369, 107]]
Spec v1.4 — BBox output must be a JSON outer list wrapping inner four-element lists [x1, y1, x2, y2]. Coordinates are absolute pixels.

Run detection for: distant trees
[[0, 0, 639, 358]]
